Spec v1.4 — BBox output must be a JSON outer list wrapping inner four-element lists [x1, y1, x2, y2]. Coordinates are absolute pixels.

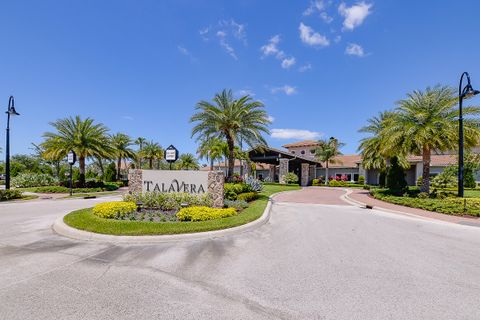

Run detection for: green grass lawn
[[63, 184, 300, 236]]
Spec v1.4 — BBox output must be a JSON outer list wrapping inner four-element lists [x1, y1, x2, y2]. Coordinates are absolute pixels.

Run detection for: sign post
[[164, 145, 179, 170], [67, 150, 77, 196]]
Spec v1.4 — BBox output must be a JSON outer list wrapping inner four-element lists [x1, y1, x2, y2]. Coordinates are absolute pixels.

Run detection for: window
[[353, 174, 359, 182], [291, 151, 296, 154], [310, 149, 316, 154], [301, 150, 305, 155]]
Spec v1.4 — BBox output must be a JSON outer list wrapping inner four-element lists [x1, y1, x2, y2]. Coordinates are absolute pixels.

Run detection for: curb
[[53, 197, 276, 244]]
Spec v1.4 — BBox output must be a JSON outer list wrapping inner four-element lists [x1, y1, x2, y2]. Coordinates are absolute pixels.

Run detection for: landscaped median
[[370, 188, 480, 217], [61, 183, 300, 237]]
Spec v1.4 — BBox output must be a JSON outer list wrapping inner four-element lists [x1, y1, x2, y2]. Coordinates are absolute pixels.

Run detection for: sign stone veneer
[[128, 169, 224, 208]]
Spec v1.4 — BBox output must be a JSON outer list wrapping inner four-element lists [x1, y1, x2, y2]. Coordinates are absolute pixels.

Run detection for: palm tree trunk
[[79, 156, 86, 187], [324, 162, 329, 185], [96, 157, 105, 178], [210, 157, 214, 171], [149, 158, 153, 169], [117, 158, 122, 181], [226, 134, 235, 182], [421, 145, 431, 193]]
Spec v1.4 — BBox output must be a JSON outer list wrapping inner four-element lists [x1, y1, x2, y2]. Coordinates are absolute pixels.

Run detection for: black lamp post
[[5, 96, 20, 190], [458, 72, 480, 197]]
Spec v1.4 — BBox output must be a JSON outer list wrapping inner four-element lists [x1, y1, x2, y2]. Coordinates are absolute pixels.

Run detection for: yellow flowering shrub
[[92, 201, 137, 219], [176, 206, 237, 222]]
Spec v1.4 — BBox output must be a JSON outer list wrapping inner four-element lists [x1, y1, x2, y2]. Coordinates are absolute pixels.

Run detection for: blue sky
[[1, 0, 480, 159]]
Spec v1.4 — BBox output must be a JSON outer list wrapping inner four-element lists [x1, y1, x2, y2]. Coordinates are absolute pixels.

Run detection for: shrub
[[328, 180, 347, 187], [12, 173, 57, 188], [245, 176, 263, 192], [431, 171, 456, 189], [464, 168, 476, 188], [386, 157, 407, 195], [92, 201, 137, 219], [312, 179, 321, 186], [224, 199, 249, 210], [236, 192, 259, 202], [416, 176, 423, 187], [103, 182, 120, 191], [358, 175, 365, 185], [0, 189, 23, 201], [123, 192, 212, 210], [282, 172, 298, 184], [176, 206, 237, 222]]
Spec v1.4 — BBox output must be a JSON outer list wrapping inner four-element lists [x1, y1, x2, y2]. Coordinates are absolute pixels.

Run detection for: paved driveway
[[1, 189, 480, 319]]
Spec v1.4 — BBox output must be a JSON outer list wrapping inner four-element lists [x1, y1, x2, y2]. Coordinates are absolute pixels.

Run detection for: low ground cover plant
[[176, 206, 237, 222], [93, 201, 137, 219], [0, 189, 24, 201], [224, 199, 249, 210], [237, 192, 259, 202]]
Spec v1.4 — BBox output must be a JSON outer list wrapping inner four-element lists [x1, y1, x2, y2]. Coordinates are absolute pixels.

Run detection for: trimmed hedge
[[123, 192, 212, 210], [176, 206, 237, 222]]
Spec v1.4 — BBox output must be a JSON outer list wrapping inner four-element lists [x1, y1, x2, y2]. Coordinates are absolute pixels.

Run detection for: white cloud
[[200, 19, 247, 60], [260, 35, 283, 57], [320, 12, 333, 23], [236, 89, 255, 97], [298, 63, 312, 72], [271, 129, 322, 140], [334, 35, 342, 43], [122, 115, 134, 121], [266, 115, 275, 123], [281, 57, 296, 69], [260, 35, 296, 69], [271, 85, 297, 95], [303, 0, 325, 16], [345, 43, 365, 57], [299, 23, 330, 47], [338, 2, 372, 31], [177, 45, 197, 61]]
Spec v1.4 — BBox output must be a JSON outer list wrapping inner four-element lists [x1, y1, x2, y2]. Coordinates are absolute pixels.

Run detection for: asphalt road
[[1, 190, 480, 319]]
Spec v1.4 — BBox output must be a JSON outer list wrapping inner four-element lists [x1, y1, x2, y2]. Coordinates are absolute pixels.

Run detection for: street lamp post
[[5, 96, 20, 190], [458, 72, 480, 197]]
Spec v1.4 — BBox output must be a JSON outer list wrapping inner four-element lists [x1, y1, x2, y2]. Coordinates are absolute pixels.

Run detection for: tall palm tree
[[41, 116, 112, 186], [155, 146, 165, 169], [177, 153, 200, 170], [382, 85, 480, 192], [191, 89, 271, 181], [141, 141, 162, 169], [197, 137, 225, 170], [111, 133, 136, 180], [315, 137, 345, 184], [135, 137, 147, 168]]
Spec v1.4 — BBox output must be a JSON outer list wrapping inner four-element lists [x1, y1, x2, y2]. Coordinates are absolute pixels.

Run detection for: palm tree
[[191, 89, 271, 181], [111, 133, 136, 180], [135, 137, 147, 168], [177, 153, 200, 170], [155, 146, 164, 169], [41, 116, 112, 186], [197, 137, 225, 170], [315, 137, 345, 184], [382, 85, 480, 192], [141, 141, 162, 169]]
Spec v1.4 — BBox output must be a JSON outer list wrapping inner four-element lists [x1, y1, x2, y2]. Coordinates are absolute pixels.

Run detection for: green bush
[[236, 192, 259, 202], [123, 192, 212, 210], [103, 182, 120, 191], [282, 172, 299, 184], [416, 176, 423, 187], [431, 171, 456, 189], [93, 201, 137, 219], [176, 206, 237, 222], [0, 189, 23, 201], [312, 179, 321, 186], [24, 186, 106, 193], [12, 173, 57, 188], [328, 180, 347, 187], [358, 175, 365, 185]]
